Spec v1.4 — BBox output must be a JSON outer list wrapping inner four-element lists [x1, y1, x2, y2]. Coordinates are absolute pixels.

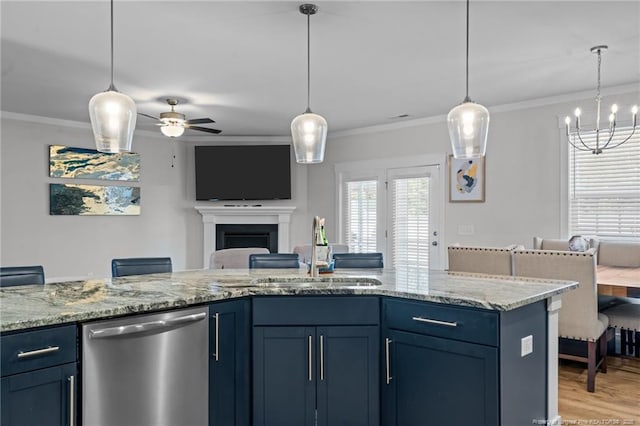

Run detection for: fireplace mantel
[[195, 205, 296, 267]]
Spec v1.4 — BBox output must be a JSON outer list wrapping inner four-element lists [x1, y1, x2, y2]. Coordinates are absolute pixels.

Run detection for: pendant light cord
[[306, 11, 312, 113], [108, 0, 116, 91], [464, 0, 470, 102]]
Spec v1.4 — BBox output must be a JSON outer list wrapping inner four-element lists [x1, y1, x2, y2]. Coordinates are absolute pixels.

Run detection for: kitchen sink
[[254, 277, 383, 288]]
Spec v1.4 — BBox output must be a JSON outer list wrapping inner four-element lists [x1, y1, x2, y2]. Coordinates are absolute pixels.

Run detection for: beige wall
[[1, 90, 637, 278], [306, 91, 639, 249]]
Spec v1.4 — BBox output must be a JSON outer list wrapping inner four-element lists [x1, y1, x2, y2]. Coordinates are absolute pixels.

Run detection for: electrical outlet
[[457, 224, 475, 235], [521, 335, 533, 357]]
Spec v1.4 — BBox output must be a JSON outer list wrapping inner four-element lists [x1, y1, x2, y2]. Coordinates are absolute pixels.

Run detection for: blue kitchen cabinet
[[382, 329, 498, 426], [252, 296, 380, 426], [210, 298, 251, 426], [382, 297, 548, 426], [1, 324, 77, 426]]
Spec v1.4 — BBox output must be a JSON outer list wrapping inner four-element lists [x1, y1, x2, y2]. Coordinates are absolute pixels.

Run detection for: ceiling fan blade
[[185, 118, 215, 125], [138, 113, 161, 122], [186, 126, 222, 134]]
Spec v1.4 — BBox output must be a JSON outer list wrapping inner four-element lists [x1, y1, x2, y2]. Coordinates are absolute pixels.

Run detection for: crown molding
[[330, 82, 639, 139], [2, 81, 638, 141]]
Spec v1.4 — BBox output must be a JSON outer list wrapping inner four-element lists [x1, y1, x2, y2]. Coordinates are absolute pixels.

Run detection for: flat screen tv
[[195, 145, 291, 201]]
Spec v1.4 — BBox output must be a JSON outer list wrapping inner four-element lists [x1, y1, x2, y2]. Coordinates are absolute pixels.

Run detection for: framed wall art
[[49, 145, 140, 181], [50, 184, 140, 215], [449, 155, 485, 202]]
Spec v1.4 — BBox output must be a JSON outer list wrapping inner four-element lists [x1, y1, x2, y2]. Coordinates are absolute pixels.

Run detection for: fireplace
[[195, 205, 296, 267], [216, 224, 278, 253]]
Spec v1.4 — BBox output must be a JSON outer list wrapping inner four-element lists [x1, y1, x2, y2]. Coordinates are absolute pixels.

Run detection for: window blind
[[568, 127, 640, 239], [343, 180, 377, 252], [390, 176, 430, 269]]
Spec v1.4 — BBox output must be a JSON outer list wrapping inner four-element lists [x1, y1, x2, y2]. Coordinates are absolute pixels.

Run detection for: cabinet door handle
[[412, 316, 458, 327], [68, 375, 75, 426], [212, 312, 219, 361], [320, 335, 324, 381], [385, 338, 392, 385], [17, 345, 60, 358], [308, 335, 313, 382]]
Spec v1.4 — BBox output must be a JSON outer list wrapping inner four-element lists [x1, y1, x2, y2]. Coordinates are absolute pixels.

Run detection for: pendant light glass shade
[[291, 3, 327, 164], [447, 0, 489, 159], [291, 111, 327, 164], [89, 89, 137, 153], [447, 100, 489, 158], [89, 0, 136, 153]]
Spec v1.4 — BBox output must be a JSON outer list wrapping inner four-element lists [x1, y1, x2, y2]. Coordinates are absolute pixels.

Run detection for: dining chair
[[447, 245, 518, 276], [0, 265, 45, 287], [209, 247, 270, 269], [111, 257, 173, 278], [600, 303, 640, 357], [292, 244, 349, 264], [332, 253, 383, 269], [513, 248, 607, 392], [248, 253, 301, 269]]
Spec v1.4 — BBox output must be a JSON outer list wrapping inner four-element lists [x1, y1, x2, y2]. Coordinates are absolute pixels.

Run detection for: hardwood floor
[[559, 356, 640, 423]]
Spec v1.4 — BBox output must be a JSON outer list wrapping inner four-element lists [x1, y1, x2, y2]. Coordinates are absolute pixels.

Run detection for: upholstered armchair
[[513, 248, 607, 392], [533, 236, 600, 253], [209, 247, 270, 269], [447, 245, 519, 276]]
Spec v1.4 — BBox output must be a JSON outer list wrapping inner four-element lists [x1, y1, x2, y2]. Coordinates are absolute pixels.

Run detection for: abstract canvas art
[[50, 184, 140, 215], [449, 155, 485, 202], [49, 145, 140, 181]]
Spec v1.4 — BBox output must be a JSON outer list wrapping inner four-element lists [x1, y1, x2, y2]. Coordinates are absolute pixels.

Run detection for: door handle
[[320, 335, 324, 381], [68, 375, 75, 426], [17, 346, 60, 358], [308, 335, 313, 382], [212, 312, 219, 361], [412, 316, 458, 327], [432, 241, 438, 246], [90, 312, 207, 338], [385, 338, 392, 385]]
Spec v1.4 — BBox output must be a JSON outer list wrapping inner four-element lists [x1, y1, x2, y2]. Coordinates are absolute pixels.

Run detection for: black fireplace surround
[[216, 224, 278, 253]]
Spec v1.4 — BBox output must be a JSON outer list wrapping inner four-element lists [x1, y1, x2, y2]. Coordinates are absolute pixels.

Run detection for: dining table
[[597, 265, 640, 297]]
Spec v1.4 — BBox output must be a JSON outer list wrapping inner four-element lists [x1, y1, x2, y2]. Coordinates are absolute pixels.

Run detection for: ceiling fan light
[[447, 101, 489, 159], [291, 112, 327, 164], [89, 89, 137, 153], [160, 124, 185, 138]]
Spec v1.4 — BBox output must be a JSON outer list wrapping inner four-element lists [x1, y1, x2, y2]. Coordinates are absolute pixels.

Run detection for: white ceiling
[[2, 1, 639, 138]]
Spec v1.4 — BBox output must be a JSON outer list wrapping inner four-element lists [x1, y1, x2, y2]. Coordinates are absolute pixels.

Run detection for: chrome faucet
[[310, 216, 321, 277]]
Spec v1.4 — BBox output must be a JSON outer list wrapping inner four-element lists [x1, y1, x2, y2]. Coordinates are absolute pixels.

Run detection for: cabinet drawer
[[253, 296, 379, 326], [1, 324, 77, 376], [383, 298, 498, 346]]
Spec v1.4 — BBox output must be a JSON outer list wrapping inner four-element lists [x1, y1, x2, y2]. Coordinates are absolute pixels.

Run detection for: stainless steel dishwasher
[[82, 305, 209, 426]]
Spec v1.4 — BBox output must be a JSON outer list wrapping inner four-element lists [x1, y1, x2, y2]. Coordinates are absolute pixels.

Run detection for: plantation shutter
[[568, 127, 640, 239], [343, 180, 378, 252], [389, 172, 430, 269]]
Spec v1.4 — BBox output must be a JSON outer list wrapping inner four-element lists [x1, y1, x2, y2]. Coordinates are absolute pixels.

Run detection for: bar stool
[[0, 265, 45, 287], [111, 257, 172, 277], [248, 254, 301, 269]]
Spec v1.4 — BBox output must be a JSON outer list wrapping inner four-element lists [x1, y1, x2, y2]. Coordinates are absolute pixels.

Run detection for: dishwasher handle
[[89, 312, 207, 339]]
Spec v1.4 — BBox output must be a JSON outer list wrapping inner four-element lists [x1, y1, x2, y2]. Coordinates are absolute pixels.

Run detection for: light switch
[[457, 224, 475, 235], [521, 335, 533, 357]]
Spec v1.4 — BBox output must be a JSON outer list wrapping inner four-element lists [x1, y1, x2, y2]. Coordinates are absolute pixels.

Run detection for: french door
[[337, 158, 443, 270]]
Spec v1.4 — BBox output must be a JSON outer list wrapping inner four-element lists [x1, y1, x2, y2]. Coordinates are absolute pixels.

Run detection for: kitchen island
[[0, 268, 576, 426]]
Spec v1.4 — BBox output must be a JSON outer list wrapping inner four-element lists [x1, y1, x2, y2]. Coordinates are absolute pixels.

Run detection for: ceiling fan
[[139, 99, 221, 137]]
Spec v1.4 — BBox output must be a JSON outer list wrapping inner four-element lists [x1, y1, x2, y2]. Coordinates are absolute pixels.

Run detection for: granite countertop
[[0, 268, 577, 332]]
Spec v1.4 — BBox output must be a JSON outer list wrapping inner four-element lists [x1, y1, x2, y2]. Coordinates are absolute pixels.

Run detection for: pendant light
[[89, 0, 137, 153], [447, 0, 489, 159], [291, 3, 328, 164]]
